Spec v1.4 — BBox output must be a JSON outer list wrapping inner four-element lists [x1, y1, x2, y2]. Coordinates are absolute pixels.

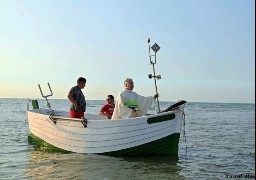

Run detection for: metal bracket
[[148, 74, 161, 80], [38, 83, 53, 110], [81, 117, 88, 128]]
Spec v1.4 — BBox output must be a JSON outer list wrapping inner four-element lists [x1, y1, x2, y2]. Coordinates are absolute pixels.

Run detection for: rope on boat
[[81, 117, 88, 128], [178, 109, 187, 156], [160, 101, 188, 156]]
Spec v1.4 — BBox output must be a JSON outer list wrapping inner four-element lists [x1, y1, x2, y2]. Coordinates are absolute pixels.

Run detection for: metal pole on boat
[[148, 38, 161, 113], [38, 83, 53, 110]]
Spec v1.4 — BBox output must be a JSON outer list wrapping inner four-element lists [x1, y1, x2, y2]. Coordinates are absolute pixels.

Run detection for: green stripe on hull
[[28, 133, 180, 156], [147, 113, 176, 124], [102, 133, 180, 156], [28, 134, 70, 153]]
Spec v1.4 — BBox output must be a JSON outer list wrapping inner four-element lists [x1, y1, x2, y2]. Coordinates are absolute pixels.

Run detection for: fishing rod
[[148, 38, 161, 113]]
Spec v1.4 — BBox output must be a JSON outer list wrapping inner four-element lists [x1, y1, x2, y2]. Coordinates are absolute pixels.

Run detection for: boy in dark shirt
[[68, 77, 87, 118]]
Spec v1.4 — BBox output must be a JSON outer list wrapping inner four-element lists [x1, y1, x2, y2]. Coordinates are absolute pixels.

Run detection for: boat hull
[[27, 108, 184, 156]]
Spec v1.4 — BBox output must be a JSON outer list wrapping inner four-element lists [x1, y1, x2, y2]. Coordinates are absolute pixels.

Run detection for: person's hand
[[153, 93, 159, 99], [74, 103, 79, 110], [104, 112, 111, 119]]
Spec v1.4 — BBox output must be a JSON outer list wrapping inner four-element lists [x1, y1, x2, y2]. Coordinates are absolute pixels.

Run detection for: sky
[[0, 0, 255, 103]]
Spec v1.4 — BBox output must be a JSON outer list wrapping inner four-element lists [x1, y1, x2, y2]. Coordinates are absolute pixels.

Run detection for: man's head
[[106, 95, 114, 104], [124, 78, 134, 90], [77, 77, 86, 89]]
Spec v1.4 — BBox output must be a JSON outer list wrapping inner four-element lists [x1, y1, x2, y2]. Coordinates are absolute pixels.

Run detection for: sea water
[[0, 98, 255, 179]]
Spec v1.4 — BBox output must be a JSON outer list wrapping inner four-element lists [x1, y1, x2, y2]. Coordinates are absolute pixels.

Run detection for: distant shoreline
[[0, 97, 254, 104]]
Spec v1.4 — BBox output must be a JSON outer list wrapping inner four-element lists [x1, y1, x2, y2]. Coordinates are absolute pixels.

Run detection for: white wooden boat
[[26, 101, 186, 156], [26, 41, 187, 155]]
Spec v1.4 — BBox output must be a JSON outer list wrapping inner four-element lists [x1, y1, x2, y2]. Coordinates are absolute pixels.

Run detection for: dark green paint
[[101, 133, 180, 156], [28, 134, 70, 153], [147, 113, 176, 124], [31, 100, 39, 109], [28, 133, 180, 156]]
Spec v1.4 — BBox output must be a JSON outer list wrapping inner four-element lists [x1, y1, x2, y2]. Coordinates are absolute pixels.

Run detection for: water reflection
[[24, 150, 185, 179]]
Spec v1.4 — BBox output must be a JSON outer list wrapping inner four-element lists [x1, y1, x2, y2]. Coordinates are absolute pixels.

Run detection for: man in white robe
[[111, 78, 159, 120]]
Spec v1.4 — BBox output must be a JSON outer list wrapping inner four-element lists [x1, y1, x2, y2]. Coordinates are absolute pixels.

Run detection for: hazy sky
[[0, 0, 255, 103]]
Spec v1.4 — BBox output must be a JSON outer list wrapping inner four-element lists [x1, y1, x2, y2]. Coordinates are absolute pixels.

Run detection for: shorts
[[70, 110, 85, 118]]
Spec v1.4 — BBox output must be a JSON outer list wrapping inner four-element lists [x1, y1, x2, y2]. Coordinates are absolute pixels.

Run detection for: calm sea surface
[[0, 98, 255, 180]]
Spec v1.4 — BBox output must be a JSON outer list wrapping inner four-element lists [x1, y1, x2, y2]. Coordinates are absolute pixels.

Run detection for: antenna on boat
[[148, 38, 161, 113], [38, 83, 53, 111]]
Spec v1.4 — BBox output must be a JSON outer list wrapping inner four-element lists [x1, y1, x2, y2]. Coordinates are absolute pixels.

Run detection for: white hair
[[124, 78, 133, 85]]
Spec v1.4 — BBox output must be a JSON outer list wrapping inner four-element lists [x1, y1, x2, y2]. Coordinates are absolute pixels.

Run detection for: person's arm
[[99, 109, 105, 116], [99, 104, 106, 115], [99, 105, 111, 119], [68, 92, 79, 110], [99, 111, 111, 119]]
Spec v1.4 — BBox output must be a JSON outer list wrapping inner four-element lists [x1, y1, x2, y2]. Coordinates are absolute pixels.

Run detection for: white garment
[[111, 89, 155, 120]]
